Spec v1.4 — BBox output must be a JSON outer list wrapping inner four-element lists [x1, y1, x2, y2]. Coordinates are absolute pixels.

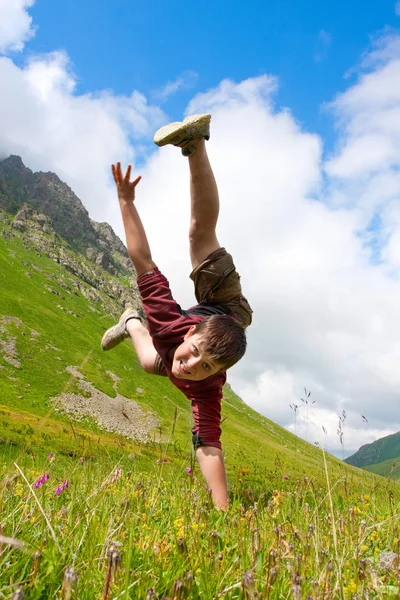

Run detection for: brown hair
[[194, 315, 247, 370]]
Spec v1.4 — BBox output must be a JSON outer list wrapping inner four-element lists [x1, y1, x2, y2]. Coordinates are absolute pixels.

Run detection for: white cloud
[[154, 70, 198, 102], [0, 51, 166, 225], [1, 12, 400, 456], [314, 29, 333, 63], [0, 0, 35, 53]]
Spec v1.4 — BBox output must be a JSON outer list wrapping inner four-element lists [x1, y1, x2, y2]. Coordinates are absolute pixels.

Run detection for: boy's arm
[[112, 162, 156, 277], [191, 383, 228, 509], [196, 447, 228, 509]]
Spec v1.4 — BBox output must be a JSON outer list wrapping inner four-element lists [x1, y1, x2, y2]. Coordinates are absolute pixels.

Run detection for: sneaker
[[101, 308, 140, 351], [153, 114, 211, 156]]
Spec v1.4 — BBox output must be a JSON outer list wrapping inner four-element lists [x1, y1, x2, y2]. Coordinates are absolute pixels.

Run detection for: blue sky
[[27, 0, 399, 150]]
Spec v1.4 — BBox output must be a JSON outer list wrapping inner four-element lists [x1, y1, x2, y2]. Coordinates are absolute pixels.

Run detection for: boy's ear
[[184, 325, 196, 341]]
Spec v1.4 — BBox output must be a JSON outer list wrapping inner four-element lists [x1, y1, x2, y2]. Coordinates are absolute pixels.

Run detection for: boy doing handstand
[[102, 114, 253, 508]]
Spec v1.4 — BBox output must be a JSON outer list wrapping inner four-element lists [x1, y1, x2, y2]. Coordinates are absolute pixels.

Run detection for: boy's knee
[[189, 221, 207, 245]]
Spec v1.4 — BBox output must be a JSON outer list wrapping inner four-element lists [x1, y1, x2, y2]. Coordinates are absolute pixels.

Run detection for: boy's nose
[[188, 356, 201, 370]]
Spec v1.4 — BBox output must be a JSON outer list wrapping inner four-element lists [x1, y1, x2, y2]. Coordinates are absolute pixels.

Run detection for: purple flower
[[283, 475, 289, 480], [55, 480, 69, 496], [33, 473, 49, 488], [185, 468, 192, 475]]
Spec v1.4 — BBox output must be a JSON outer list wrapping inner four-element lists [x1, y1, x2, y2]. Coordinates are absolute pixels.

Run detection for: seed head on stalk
[[11, 588, 24, 600], [30, 551, 42, 579], [103, 542, 121, 600], [176, 537, 187, 554], [172, 578, 184, 600], [62, 566, 78, 600], [242, 570, 256, 599]]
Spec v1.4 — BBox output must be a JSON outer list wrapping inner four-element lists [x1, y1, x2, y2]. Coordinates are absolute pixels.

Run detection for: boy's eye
[[192, 345, 199, 355], [203, 363, 210, 371]]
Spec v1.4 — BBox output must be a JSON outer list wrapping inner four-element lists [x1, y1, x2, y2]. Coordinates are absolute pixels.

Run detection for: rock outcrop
[[0, 155, 132, 277]]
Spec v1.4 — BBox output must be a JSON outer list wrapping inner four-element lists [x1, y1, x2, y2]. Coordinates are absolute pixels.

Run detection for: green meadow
[[1, 225, 400, 599]]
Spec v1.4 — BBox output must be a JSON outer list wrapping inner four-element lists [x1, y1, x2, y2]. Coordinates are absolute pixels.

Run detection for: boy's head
[[171, 315, 247, 381]]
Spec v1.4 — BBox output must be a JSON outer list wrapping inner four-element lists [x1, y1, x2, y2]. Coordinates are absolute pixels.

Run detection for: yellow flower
[[353, 506, 360, 515], [191, 523, 199, 531], [174, 518, 184, 528], [141, 513, 147, 522], [14, 483, 23, 497], [348, 580, 357, 594]]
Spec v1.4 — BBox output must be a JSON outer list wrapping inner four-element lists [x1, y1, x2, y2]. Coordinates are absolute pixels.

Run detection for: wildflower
[[185, 467, 192, 474], [33, 473, 49, 488], [110, 467, 122, 484], [283, 475, 289, 480], [55, 480, 69, 496], [14, 483, 23, 497], [78, 457, 84, 464], [47, 453, 55, 463]]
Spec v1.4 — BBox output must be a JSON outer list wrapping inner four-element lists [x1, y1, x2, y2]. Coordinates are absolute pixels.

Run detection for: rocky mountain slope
[[0, 155, 132, 277]]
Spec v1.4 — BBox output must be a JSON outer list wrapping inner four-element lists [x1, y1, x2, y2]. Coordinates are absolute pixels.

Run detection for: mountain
[[0, 155, 132, 277], [345, 431, 400, 473], [0, 155, 393, 491]]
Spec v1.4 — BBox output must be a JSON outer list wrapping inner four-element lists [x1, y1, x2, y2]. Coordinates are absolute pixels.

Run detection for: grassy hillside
[[365, 456, 400, 480]]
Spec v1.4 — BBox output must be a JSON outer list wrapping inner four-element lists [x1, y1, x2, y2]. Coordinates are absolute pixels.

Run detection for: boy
[[101, 114, 253, 508]]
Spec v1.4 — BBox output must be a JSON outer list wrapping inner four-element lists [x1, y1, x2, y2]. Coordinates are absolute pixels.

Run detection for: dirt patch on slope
[[0, 316, 22, 368], [52, 366, 160, 442]]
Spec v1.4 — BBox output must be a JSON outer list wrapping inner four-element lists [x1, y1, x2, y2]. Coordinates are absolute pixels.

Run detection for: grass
[[1, 446, 400, 599]]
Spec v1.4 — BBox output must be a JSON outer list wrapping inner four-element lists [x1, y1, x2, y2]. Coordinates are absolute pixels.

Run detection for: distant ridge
[[345, 431, 400, 468]]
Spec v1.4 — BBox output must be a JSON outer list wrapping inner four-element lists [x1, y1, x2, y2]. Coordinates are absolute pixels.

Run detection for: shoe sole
[[153, 114, 211, 147], [101, 308, 139, 351]]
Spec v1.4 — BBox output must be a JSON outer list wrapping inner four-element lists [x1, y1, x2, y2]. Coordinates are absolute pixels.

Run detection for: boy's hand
[[112, 162, 141, 203]]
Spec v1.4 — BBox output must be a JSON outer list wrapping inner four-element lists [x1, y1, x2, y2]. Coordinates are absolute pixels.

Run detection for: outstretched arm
[[112, 162, 156, 277], [196, 446, 228, 509]]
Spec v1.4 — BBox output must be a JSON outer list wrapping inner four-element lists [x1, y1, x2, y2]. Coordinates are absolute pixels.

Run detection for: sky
[[1, 0, 400, 458]]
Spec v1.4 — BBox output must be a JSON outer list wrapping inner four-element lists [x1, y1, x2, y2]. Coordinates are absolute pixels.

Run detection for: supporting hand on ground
[[112, 162, 141, 203]]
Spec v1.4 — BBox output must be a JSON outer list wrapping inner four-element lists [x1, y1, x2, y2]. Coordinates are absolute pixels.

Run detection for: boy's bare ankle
[[125, 317, 143, 335]]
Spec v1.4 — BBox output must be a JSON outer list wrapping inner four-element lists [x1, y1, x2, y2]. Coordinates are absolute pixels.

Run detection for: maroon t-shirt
[[137, 267, 226, 449]]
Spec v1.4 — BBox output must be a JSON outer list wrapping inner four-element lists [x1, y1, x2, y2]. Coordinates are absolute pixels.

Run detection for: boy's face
[[171, 326, 222, 381]]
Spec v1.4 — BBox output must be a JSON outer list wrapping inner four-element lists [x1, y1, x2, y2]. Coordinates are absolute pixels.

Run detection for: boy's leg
[[154, 113, 253, 327], [187, 139, 221, 270], [125, 318, 159, 374], [101, 309, 161, 374]]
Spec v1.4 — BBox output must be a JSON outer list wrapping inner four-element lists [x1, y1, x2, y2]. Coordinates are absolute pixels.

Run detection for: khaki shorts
[[189, 248, 253, 329]]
